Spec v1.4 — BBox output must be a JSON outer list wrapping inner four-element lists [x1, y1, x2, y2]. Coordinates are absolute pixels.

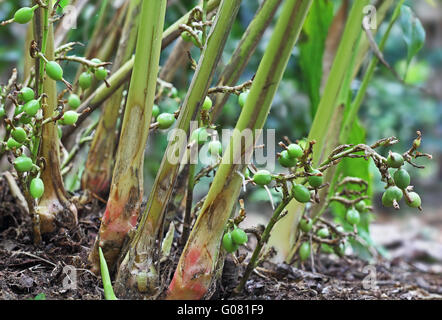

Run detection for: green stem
[[236, 197, 292, 292]]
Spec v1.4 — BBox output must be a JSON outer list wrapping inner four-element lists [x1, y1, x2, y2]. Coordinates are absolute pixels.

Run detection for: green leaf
[[299, 0, 334, 118], [99, 247, 118, 300], [33, 293, 46, 300], [399, 6, 426, 71]]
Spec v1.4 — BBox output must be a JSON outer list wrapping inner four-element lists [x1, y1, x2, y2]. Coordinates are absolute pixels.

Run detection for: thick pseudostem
[[114, 0, 242, 299], [81, 0, 142, 197], [88, 0, 167, 274], [166, 0, 313, 300], [34, 1, 77, 235]]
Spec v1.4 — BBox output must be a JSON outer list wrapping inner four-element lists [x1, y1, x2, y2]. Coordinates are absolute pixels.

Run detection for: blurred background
[[0, 0, 441, 269]]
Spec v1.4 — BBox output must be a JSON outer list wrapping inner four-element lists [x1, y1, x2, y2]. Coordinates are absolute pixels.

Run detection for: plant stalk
[[88, 0, 167, 273], [33, 0, 78, 235], [114, 0, 242, 299]]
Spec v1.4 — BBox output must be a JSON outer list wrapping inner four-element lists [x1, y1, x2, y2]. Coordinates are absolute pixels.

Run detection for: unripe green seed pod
[[222, 232, 238, 253], [292, 184, 310, 203], [299, 242, 311, 261], [170, 87, 178, 98], [387, 152, 404, 168], [191, 127, 208, 145], [231, 228, 248, 245], [278, 150, 297, 168], [46, 61, 64, 81], [95, 67, 108, 81], [382, 191, 394, 207], [238, 91, 249, 108], [7, 138, 22, 149], [79, 72, 93, 90], [24, 99, 40, 117], [18, 87, 35, 102], [244, 168, 250, 180], [152, 104, 160, 118], [384, 186, 403, 202], [298, 140, 308, 150], [335, 225, 345, 233], [299, 218, 313, 232], [334, 242, 346, 256], [355, 200, 365, 212], [61, 111, 79, 126], [393, 168, 410, 189], [11, 127, 27, 143], [30, 178, 45, 199], [252, 170, 272, 186], [181, 31, 192, 42], [287, 143, 303, 158], [14, 156, 33, 172], [68, 94, 81, 109], [308, 169, 323, 188], [321, 244, 334, 254], [15, 105, 24, 116], [208, 140, 222, 156], [405, 192, 421, 208], [202, 96, 212, 111], [157, 113, 175, 129], [317, 227, 329, 238], [13, 7, 36, 24], [346, 208, 360, 225], [91, 58, 102, 64], [191, 30, 203, 47], [20, 115, 32, 124]]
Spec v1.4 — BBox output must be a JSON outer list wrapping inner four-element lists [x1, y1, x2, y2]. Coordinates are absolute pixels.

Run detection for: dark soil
[[0, 176, 441, 300]]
